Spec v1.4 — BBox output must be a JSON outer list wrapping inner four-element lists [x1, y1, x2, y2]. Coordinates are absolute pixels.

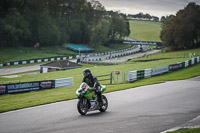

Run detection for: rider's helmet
[[83, 68, 91, 77]]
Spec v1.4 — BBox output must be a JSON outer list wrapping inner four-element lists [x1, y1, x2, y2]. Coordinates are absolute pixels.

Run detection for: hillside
[[0, 44, 132, 64], [129, 20, 162, 42]]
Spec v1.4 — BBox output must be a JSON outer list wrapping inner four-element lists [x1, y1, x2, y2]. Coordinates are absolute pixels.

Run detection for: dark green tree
[[0, 0, 130, 47], [160, 2, 200, 50]]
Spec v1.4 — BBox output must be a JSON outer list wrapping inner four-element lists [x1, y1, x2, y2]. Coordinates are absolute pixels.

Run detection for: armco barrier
[[55, 78, 73, 88], [191, 58, 195, 65], [128, 56, 200, 83], [185, 60, 189, 68], [169, 63, 182, 71], [137, 70, 145, 80], [128, 71, 137, 82], [0, 78, 73, 95], [151, 66, 169, 76], [145, 69, 152, 78], [0, 80, 55, 94], [0, 85, 6, 95], [6, 82, 40, 94], [197, 57, 200, 63]]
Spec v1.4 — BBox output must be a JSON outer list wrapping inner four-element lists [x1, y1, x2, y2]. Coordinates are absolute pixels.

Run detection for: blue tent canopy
[[66, 44, 94, 53]]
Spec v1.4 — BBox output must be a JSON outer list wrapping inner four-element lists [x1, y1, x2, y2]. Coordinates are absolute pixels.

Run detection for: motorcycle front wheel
[[77, 98, 88, 115], [99, 95, 108, 112]]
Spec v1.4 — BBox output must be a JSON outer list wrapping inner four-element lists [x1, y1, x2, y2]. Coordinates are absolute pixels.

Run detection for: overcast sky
[[94, 0, 200, 18]]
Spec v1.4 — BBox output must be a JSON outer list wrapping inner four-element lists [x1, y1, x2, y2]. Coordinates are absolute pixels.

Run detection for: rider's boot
[[96, 90, 103, 107]]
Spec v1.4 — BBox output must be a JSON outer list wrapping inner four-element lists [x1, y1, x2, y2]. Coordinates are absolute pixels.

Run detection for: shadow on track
[[77, 111, 110, 117]]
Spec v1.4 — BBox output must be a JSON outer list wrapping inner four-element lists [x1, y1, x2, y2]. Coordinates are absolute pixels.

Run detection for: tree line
[[0, 0, 130, 47], [160, 2, 200, 50], [127, 12, 159, 22]]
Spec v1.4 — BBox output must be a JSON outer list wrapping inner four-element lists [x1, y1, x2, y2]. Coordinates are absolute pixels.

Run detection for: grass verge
[[0, 63, 200, 113], [167, 128, 200, 133]]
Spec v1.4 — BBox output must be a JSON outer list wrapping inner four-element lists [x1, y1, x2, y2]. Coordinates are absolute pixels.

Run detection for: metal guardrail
[[55, 78, 73, 88]]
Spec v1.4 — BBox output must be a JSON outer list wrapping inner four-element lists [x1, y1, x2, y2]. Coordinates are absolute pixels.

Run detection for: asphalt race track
[[0, 77, 200, 133]]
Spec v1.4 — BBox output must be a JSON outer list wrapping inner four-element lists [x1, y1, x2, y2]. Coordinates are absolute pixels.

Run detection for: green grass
[[167, 128, 200, 133], [0, 46, 76, 64], [0, 48, 200, 113], [130, 48, 200, 63], [0, 44, 133, 64], [129, 20, 162, 42]]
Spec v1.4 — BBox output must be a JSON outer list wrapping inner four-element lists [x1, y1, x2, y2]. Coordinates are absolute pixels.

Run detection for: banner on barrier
[[151, 66, 169, 76], [123, 41, 157, 45], [169, 63, 182, 71], [39, 80, 55, 90], [7, 82, 40, 93], [0, 85, 6, 95]]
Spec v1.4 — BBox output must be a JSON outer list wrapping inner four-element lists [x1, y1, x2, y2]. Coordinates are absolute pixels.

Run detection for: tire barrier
[[0, 56, 70, 67], [128, 57, 200, 82], [0, 78, 73, 95]]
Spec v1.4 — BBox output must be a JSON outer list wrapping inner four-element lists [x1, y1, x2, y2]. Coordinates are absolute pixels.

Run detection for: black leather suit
[[82, 74, 102, 102]]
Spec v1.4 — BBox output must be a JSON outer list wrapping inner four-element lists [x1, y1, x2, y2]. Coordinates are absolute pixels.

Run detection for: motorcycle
[[76, 82, 108, 115]]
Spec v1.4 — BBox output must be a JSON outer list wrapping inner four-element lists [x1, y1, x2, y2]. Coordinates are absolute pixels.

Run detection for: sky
[[94, 0, 200, 18]]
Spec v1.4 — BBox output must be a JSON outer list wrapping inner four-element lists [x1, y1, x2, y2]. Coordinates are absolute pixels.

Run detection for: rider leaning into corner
[[82, 68, 103, 105]]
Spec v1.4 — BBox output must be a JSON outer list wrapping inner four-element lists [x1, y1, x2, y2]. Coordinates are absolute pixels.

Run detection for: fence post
[[110, 72, 112, 84]]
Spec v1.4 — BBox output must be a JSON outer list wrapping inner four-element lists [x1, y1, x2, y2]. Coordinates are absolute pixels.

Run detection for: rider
[[82, 68, 102, 105]]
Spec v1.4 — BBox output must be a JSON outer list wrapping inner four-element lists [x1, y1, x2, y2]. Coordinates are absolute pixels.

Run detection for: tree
[[37, 12, 61, 46], [109, 14, 129, 40], [160, 2, 200, 50], [160, 16, 166, 22], [0, 9, 30, 46], [0, 0, 130, 47], [90, 19, 110, 47]]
